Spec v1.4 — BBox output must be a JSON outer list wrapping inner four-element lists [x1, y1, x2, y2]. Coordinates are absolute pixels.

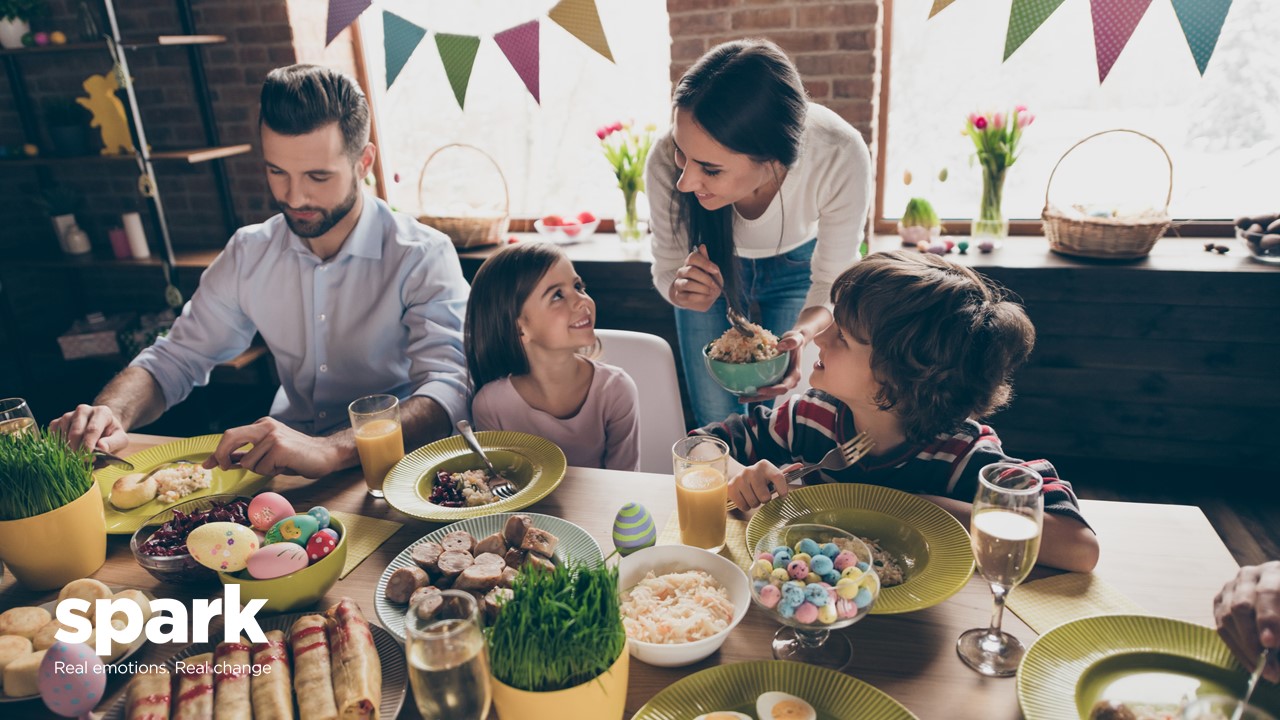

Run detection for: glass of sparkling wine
[[957, 462, 1044, 677], [673, 436, 730, 553], [406, 590, 491, 720], [0, 398, 36, 438], [348, 394, 404, 498]]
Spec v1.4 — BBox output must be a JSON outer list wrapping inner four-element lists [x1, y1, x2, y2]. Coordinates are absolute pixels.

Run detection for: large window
[[360, 0, 671, 221], [881, 0, 1280, 227]]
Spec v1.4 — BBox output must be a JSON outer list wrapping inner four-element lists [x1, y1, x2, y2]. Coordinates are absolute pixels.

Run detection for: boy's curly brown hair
[[831, 251, 1035, 443]]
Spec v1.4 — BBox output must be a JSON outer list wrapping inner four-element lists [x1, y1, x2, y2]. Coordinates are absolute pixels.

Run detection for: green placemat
[[658, 511, 752, 568], [1007, 572, 1146, 634], [330, 510, 402, 580]]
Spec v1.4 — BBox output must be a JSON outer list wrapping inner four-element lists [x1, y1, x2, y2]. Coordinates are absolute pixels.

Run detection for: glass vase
[[617, 190, 644, 243], [971, 167, 1008, 240]]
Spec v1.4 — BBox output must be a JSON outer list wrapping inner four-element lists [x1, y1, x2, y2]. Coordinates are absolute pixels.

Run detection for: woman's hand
[[669, 245, 723, 312], [728, 460, 794, 511], [1215, 561, 1280, 682]]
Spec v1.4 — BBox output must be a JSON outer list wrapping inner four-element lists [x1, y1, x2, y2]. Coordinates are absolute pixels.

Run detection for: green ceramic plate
[[745, 484, 974, 614], [1019, 614, 1280, 720], [383, 430, 567, 521], [632, 659, 918, 720], [374, 512, 603, 643], [92, 435, 268, 534]]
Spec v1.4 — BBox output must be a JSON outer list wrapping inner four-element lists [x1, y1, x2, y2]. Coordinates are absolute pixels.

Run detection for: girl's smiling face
[[671, 108, 780, 211], [517, 256, 596, 352], [810, 319, 879, 408]]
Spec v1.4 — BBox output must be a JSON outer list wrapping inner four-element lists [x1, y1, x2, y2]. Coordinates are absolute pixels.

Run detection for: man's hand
[[49, 405, 129, 454], [203, 417, 344, 478], [1215, 561, 1280, 683]]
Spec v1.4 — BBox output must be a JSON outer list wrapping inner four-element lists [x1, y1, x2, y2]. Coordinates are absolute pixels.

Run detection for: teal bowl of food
[[703, 324, 789, 395]]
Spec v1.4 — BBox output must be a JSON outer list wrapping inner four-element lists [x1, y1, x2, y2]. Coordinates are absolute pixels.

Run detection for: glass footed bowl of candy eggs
[[747, 523, 880, 671]]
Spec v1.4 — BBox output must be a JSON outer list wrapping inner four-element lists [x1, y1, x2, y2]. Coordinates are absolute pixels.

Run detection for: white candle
[[122, 212, 150, 259]]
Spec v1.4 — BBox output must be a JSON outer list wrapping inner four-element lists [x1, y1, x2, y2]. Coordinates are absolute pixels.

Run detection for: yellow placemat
[[1007, 572, 1147, 635], [658, 511, 752, 568], [330, 510, 402, 580]]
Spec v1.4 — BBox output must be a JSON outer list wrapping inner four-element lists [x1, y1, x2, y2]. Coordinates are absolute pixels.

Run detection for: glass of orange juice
[[349, 394, 405, 498], [673, 436, 729, 552]]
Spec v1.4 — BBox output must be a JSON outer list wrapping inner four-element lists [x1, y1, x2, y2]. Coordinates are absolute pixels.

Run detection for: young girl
[[697, 251, 1099, 573], [465, 242, 641, 471], [648, 38, 873, 426]]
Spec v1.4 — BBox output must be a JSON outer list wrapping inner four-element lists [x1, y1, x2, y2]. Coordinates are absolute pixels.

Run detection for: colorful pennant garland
[[931, 0, 1235, 82], [326, 0, 372, 46], [382, 11, 425, 88]]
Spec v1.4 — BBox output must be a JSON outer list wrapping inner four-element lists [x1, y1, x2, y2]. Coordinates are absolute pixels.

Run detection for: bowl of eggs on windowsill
[[534, 212, 601, 244], [1235, 213, 1280, 265]]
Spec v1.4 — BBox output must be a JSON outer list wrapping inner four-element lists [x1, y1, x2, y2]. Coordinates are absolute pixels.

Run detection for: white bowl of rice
[[618, 544, 751, 667]]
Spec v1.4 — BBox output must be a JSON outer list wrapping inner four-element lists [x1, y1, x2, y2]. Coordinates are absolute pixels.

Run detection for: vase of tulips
[[965, 106, 1034, 240], [598, 121, 655, 243]]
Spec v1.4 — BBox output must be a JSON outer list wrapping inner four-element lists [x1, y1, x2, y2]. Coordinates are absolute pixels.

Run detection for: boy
[[698, 251, 1099, 572]]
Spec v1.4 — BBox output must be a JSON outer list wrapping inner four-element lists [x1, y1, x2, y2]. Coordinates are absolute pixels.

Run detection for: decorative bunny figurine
[[76, 71, 135, 156]]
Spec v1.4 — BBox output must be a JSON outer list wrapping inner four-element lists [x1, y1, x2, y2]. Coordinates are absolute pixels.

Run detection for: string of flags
[[324, 0, 614, 108], [929, 0, 1234, 83]]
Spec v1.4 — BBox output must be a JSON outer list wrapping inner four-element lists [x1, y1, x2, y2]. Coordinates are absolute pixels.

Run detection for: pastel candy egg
[[792, 552, 812, 566], [188, 522, 259, 573], [246, 542, 308, 579], [306, 529, 339, 562], [857, 561, 870, 572], [803, 584, 829, 606], [854, 587, 874, 609], [777, 602, 797, 619], [248, 492, 294, 531], [39, 641, 106, 716], [794, 602, 819, 624], [316, 527, 339, 543], [756, 552, 774, 564], [836, 578, 860, 599], [787, 560, 809, 580], [771, 546, 791, 558], [836, 598, 859, 618], [805, 573, 822, 585], [751, 559, 774, 579], [833, 550, 859, 571], [772, 549, 792, 567], [753, 579, 768, 593], [841, 566, 864, 583], [796, 538, 821, 556], [820, 571, 841, 586], [265, 514, 320, 547], [860, 571, 882, 594], [758, 584, 781, 608], [611, 503, 657, 556], [817, 604, 838, 624], [810, 555, 834, 575], [820, 542, 840, 559], [780, 582, 805, 605], [771, 568, 790, 583], [306, 506, 331, 529]]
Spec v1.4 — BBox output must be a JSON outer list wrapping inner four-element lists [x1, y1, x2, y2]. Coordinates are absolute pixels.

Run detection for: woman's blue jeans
[[675, 238, 816, 428]]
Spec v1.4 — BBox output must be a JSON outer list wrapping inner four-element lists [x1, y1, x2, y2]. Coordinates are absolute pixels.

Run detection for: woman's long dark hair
[[465, 242, 565, 389], [670, 39, 807, 306]]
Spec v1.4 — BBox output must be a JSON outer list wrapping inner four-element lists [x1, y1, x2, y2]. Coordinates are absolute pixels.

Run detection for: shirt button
[[319, 313, 327, 322], [319, 266, 328, 272], [319, 364, 328, 372], [319, 411, 327, 418]]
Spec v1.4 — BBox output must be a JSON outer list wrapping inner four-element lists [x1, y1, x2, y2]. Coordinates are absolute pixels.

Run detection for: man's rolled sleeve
[[401, 241, 471, 424]]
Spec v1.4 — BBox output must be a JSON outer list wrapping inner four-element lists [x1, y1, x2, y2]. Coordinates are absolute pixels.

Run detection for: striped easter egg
[[612, 502, 657, 556]]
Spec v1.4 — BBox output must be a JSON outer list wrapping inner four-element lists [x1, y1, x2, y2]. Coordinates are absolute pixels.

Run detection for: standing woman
[[647, 39, 872, 426]]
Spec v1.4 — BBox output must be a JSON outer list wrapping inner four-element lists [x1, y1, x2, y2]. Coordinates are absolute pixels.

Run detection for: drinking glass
[[0, 398, 36, 438], [957, 462, 1044, 677], [672, 436, 729, 552], [405, 590, 491, 720], [348, 394, 404, 498]]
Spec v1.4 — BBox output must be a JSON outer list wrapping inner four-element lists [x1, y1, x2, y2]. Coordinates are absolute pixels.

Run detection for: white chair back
[[595, 329, 686, 474]]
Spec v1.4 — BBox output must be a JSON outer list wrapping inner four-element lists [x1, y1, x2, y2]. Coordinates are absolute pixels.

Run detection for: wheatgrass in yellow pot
[[0, 428, 106, 589], [486, 562, 629, 720]]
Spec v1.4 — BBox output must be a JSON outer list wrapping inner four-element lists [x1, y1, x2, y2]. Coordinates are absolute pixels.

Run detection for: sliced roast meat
[[454, 563, 504, 592], [385, 566, 429, 604], [525, 552, 555, 573], [472, 552, 506, 568], [520, 527, 560, 557], [474, 532, 507, 556], [410, 541, 445, 574], [436, 550, 475, 578], [410, 586, 443, 620], [483, 588, 514, 622], [498, 567, 519, 588], [440, 530, 476, 554], [502, 515, 532, 548], [503, 548, 525, 569]]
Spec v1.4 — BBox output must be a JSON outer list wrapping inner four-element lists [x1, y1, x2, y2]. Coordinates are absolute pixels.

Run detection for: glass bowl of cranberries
[[130, 494, 253, 585]]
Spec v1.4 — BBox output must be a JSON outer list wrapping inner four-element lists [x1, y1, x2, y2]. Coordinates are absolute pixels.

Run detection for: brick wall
[[665, 0, 883, 159]]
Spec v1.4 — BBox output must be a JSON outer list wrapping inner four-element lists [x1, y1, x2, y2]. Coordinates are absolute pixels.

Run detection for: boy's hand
[[670, 245, 724, 312], [1215, 561, 1280, 683], [729, 460, 798, 511]]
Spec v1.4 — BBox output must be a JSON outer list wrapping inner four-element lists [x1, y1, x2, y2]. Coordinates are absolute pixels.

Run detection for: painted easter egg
[[306, 506, 331, 529], [39, 641, 106, 717], [246, 542, 308, 580], [611, 502, 656, 556], [264, 514, 319, 547], [188, 522, 259, 573], [306, 528, 339, 563], [248, 492, 294, 531]]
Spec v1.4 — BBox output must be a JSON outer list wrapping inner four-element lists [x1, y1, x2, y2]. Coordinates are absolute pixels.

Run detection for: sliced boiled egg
[[757, 691, 818, 720]]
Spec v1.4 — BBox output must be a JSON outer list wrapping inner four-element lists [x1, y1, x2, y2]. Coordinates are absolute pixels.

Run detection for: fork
[[725, 432, 876, 510], [91, 450, 135, 471], [455, 420, 518, 499]]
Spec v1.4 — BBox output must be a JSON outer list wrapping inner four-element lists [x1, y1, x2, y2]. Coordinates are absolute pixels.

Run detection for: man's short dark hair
[[259, 64, 370, 158]]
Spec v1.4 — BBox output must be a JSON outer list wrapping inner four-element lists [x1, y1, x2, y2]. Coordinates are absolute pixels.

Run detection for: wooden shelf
[[6, 249, 221, 270], [0, 35, 226, 56], [0, 144, 251, 167]]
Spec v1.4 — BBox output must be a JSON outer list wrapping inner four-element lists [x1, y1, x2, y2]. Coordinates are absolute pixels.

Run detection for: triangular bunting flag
[[383, 11, 426, 89], [435, 34, 482, 109], [1090, 0, 1154, 83], [495, 20, 541, 104], [929, 0, 959, 18], [1004, 0, 1067, 60], [1171, 0, 1233, 75], [326, 0, 370, 46], [548, 0, 614, 63]]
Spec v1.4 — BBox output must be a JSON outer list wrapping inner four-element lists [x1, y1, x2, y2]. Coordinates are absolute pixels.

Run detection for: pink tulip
[[596, 127, 608, 140], [610, 121, 624, 132], [1017, 112, 1035, 129], [967, 112, 981, 127], [1015, 104, 1028, 113], [974, 116, 987, 130], [992, 113, 1005, 130]]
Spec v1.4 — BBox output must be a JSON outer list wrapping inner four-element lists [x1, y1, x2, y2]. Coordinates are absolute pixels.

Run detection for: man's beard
[[276, 181, 359, 238]]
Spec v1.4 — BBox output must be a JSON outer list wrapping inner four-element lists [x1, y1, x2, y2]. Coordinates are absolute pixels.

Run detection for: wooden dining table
[[0, 434, 1242, 719]]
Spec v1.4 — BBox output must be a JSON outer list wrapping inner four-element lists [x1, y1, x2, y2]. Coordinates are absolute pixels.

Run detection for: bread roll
[[111, 471, 158, 509], [0, 607, 50, 638], [3, 649, 45, 697]]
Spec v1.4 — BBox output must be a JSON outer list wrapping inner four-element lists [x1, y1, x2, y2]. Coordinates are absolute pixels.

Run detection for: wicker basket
[[417, 143, 510, 249], [1041, 129, 1173, 259]]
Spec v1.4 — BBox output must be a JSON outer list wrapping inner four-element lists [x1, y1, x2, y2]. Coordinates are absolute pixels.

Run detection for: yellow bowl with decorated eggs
[[217, 516, 347, 613]]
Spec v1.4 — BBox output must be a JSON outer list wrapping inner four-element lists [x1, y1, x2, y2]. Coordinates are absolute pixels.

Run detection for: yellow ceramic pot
[[0, 486, 106, 590], [490, 643, 630, 720]]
